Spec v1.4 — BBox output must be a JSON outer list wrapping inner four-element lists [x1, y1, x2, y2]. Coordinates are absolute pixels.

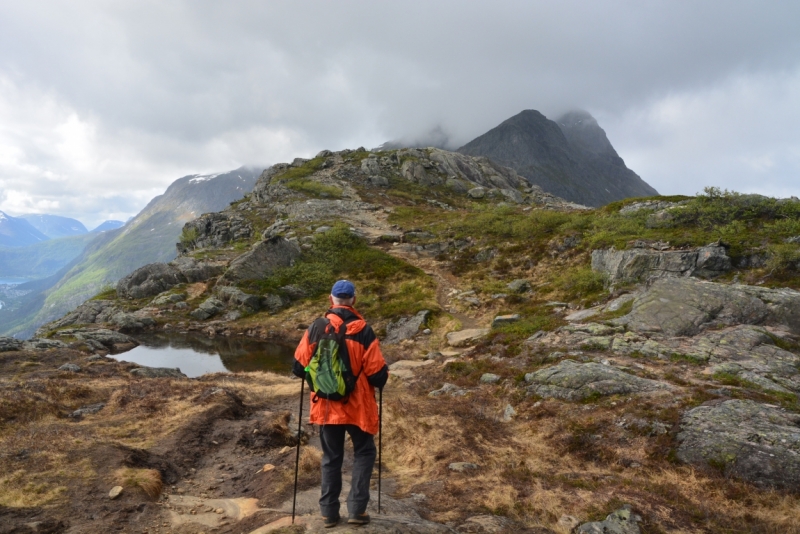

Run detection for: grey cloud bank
[[0, 0, 799, 227]]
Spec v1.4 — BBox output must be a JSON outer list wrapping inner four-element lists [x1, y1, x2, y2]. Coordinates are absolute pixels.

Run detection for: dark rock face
[[117, 263, 187, 300], [213, 286, 263, 313], [218, 237, 301, 285], [458, 110, 658, 207], [616, 278, 800, 336], [0, 336, 24, 352], [524, 359, 671, 401], [592, 245, 731, 284], [51, 327, 138, 353], [677, 400, 800, 490]]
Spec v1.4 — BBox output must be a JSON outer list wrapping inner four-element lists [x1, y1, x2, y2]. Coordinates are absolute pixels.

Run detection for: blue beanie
[[331, 280, 356, 298]]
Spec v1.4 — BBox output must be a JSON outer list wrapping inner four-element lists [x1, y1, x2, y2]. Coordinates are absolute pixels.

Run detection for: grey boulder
[[117, 263, 187, 299], [383, 310, 430, 345], [524, 359, 671, 401], [190, 297, 226, 321], [677, 400, 800, 490], [214, 286, 263, 313]]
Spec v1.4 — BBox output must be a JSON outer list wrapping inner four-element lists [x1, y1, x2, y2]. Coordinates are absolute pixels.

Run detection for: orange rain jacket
[[293, 305, 388, 435]]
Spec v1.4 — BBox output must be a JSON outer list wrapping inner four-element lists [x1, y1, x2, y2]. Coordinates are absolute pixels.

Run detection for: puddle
[[113, 332, 296, 378]]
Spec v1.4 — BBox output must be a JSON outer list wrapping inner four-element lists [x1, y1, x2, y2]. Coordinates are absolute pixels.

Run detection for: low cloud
[[0, 0, 799, 226]]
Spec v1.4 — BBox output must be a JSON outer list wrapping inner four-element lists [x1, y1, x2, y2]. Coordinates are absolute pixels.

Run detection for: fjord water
[[114, 332, 296, 378]]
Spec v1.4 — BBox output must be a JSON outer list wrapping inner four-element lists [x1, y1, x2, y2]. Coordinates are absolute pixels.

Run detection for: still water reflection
[[113, 332, 296, 378]]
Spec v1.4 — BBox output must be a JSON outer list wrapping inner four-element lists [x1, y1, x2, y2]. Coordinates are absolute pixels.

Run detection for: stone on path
[[388, 359, 435, 380], [524, 359, 672, 401], [677, 399, 800, 490], [446, 328, 489, 347], [58, 363, 81, 372], [109, 486, 123, 500], [384, 310, 431, 345], [480, 373, 500, 384]]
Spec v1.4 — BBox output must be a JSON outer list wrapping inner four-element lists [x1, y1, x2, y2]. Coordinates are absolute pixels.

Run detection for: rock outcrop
[[35, 300, 121, 336], [591, 245, 731, 284], [615, 278, 800, 336], [218, 237, 301, 285], [524, 359, 672, 401], [178, 212, 253, 252], [169, 256, 226, 283], [117, 263, 187, 300], [677, 400, 800, 490]]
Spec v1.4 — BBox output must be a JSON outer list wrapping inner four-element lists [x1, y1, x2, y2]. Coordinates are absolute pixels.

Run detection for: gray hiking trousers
[[318, 424, 376, 518]]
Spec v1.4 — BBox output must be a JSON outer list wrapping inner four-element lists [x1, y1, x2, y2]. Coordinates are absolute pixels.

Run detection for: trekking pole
[[292, 378, 305, 524], [378, 386, 383, 514]]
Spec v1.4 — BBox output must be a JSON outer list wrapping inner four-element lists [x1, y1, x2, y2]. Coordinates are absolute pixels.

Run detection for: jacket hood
[[326, 306, 366, 335]]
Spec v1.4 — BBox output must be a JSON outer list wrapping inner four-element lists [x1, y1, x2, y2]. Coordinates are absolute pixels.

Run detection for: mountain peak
[[458, 109, 657, 206]]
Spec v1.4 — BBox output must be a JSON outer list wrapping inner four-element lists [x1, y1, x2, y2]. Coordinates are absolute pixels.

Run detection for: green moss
[[270, 157, 342, 198]]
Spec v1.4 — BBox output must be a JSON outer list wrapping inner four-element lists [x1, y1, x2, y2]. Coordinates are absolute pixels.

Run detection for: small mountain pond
[[114, 332, 296, 378]]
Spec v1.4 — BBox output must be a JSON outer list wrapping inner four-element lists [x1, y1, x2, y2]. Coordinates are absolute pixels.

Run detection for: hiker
[[293, 279, 389, 528]]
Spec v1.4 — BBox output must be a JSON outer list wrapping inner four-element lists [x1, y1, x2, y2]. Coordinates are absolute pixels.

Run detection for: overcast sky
[[0, 1, 799, 228]]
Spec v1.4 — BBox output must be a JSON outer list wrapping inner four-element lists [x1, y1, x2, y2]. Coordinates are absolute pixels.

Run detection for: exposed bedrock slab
[[169, 256, 226, 283], [615, 278, 800, 336], [218, 236, 301, 284], [524, 359, 672, 401], [591, 245, 731, 284], [446, 328, 489, 347], [117, 263, 187, 300], [677, 399, 800, 490]]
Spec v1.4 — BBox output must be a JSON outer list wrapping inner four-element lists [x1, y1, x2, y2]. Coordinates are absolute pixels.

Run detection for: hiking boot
[[323, 515, 340, 528], [348, 513, 370, 525]]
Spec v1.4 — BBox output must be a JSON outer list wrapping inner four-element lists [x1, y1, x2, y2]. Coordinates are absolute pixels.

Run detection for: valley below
[[3, 147, 800, 533]]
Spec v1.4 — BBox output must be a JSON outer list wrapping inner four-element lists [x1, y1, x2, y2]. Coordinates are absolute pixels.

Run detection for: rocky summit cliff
[[458, 109, 658, 207], [4, 147, 800, 533]]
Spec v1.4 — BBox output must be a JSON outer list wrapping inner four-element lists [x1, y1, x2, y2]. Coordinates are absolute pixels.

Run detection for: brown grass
[[114, 467, 163, 499]]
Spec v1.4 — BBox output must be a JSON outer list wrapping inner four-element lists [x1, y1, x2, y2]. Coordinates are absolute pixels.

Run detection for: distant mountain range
[[0, 167, 262, 338], [20, 214, 88, 239], [91, 220, 125, 233], [458, 110, 658, 206], [0, 211, 50, 247]]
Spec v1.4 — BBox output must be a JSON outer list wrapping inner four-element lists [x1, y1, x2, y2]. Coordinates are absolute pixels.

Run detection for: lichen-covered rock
[[117, 263, 187, 300], [616, 278, 800, 336], [384, 310, 431, 345], [677, 400, 800, 490], [190, 297, 225, 321], [592, 245, 731, 284], [214, 286, 262, 313], [112, 312, 155, 333], [150, 291, 187, 306], [218, 237, 301, 284], [575, 505, 642, 534], [524, 359, 671, 401], [23, 338, 68, 351], [169, 256, 226, 283]]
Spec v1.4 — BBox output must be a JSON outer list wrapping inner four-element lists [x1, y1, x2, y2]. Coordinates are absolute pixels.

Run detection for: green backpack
[[305, 317, 357, 401]]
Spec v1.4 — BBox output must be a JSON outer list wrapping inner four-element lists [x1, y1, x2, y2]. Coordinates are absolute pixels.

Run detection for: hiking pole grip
[[378, 386, 383, 514], [292, 378, 305, 524]]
